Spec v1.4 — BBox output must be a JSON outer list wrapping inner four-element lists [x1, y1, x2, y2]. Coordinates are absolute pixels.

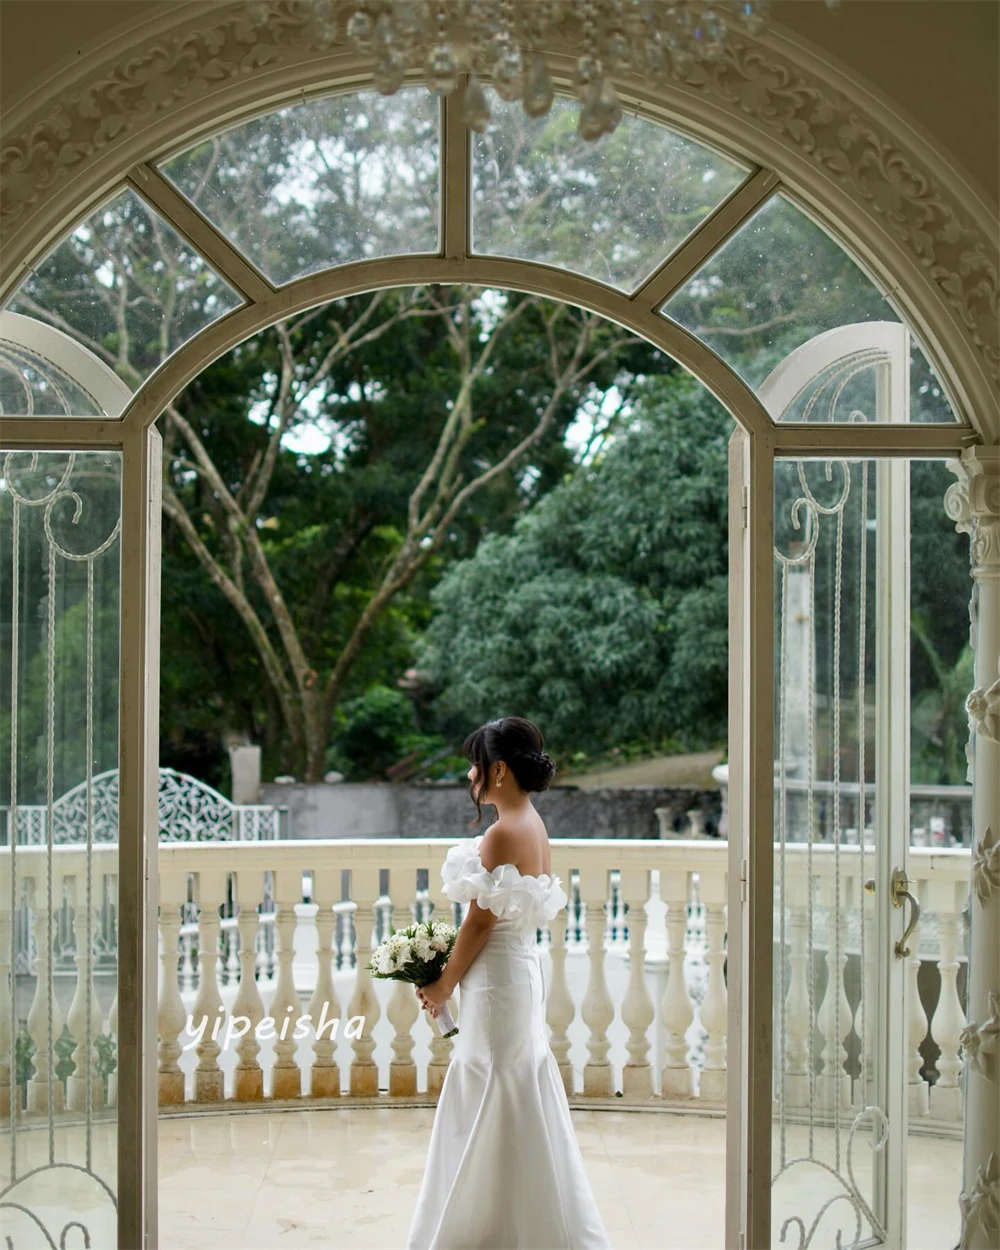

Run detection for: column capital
[[946, 446, 1000, 580]]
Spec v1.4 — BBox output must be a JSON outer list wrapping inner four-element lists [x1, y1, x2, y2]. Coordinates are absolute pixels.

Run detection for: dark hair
[[463, 716, 556, 823]]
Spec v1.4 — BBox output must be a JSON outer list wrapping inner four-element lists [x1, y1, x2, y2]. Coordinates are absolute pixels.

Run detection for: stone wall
[[260, 781, 722, 841]]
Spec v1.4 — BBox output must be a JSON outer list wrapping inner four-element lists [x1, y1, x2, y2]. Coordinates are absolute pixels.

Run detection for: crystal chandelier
[[244, 1, 840, 141]]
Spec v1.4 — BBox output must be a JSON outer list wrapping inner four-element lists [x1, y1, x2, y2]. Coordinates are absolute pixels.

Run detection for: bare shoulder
[[480, 816, 550, 877], [478, 822, 520, 873]]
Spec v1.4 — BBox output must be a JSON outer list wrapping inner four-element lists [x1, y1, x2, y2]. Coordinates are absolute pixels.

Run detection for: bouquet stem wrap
[[436, 1002, 458, 1038]]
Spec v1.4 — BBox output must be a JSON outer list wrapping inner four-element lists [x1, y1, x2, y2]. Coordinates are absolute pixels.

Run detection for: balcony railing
[[1, 838, 971, 1132]]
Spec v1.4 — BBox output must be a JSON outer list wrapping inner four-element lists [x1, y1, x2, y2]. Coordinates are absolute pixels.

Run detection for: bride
[[406, 716, 613, 1250]]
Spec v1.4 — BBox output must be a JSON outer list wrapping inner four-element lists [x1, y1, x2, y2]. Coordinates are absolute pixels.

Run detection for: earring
[[496, 769, 503, 788]]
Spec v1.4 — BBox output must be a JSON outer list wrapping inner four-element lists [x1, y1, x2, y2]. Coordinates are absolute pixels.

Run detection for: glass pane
[[663, 194, 962, 422], [772, 455, 969, 1246], [1, 450, 121, 1245], [0, 339, 104, 418], [906, 459, 969, 1250], [7, 189, 241, 389], [160, 89, 441, 286], [472, 91, 747, 291], [772, 454, 887, 1246]]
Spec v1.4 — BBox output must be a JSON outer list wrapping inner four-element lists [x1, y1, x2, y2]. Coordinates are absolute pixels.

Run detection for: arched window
[[1, 69, 991, 1250]]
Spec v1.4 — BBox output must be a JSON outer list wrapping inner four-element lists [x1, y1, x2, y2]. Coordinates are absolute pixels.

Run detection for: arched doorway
[[1, 25, 996, 1248]]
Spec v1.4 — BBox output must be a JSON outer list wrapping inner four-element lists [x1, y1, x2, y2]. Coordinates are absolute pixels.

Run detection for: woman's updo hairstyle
[[463, 716, 556, 822]]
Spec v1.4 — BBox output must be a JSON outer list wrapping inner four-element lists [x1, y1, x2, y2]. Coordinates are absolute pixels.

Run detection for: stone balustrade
[[0, 840, 971, 1131]]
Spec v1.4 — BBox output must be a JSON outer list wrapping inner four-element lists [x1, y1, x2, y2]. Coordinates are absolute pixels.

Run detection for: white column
[[387, 882, 419, 1097], [660, 870, 695, 1099], [231, 869, 266, 1101], [192, 869, 228, 1102], [25, 875, 64, 1113], [906, 939, 930, 1117], [308, 868, 342, 1098], [580, 868, 614, 1097], [927, 879, 968, 1121], [64, 874, 104, 1113], [816, 871, 852, 1113], [619, 867, 654, 1100], [269, 870, 303, 1100], [156, 872, 188, 1106], [698, 868, 728, 1104], [947, 447, 1000, 1250], [545, 899, 575, 1098], [347, 869, 381, 1097], [426, 888, 458, 1097], [783, 901, 812, 1109]]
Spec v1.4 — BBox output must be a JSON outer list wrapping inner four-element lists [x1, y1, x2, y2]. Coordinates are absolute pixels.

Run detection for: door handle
[[890, 867, 920, 959]]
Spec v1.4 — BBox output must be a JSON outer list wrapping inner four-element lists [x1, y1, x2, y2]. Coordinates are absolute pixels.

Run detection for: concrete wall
[[260, 781, 722, 841]]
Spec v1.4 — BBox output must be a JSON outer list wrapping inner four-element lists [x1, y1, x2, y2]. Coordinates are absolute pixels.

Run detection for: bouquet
[[368, 917, 460, 1037]]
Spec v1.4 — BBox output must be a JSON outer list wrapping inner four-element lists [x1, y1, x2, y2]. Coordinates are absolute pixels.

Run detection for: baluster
[[387, 883, 419, 1096], [906, 909, 930, 1117], [698, 868, 728, 1103], [106, 884, 119, 1108], [106, 990, 119, 1107], [308, 868, 342, 1098], [426, 888, 458, 1096], [580, 868, 614, 1097], [192, 870, 227, 1102], [861, 877, 877, 1100], [269, 869, 303, 1099], [816, 874, 852, 1113], [660, 871, 694, 1099], [347, 869, 382, 1097], [782, 897, 812, 1108], [232, 870, 266, 1101], [180, 890, 196, 992], [927, 879, 966, 1120], [619, 867, 654, 1100], [545, 898, 575, 1097], [25, 876, 64, 1113], [157, 871, 188, 1105], [0, 855, 10, 1119], [64, 874, 103, 1112]]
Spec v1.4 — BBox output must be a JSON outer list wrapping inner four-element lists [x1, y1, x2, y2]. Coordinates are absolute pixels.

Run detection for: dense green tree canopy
[[422, 373, 734, 758]]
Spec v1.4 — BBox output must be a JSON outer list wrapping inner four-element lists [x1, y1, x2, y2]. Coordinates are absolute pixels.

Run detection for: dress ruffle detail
[[441, 835, 568, 930]]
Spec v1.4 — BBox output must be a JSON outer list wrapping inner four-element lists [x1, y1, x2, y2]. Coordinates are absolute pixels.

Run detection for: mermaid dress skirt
[[405, 837, 613, 1250]]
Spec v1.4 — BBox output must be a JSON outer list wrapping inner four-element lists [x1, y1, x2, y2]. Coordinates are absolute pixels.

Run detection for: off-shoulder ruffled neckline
[[469, 833, 557, 885]]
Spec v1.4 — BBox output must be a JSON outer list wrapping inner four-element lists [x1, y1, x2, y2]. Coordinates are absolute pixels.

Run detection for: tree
[[161, 286, 641, 779], [422, 373, 734, 758]]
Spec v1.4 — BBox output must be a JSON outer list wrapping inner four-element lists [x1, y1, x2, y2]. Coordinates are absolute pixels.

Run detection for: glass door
[[730, 322, 917, 1248]]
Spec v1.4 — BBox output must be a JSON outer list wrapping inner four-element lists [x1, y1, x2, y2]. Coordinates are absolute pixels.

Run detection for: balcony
[[2, 836, 970, 1247]]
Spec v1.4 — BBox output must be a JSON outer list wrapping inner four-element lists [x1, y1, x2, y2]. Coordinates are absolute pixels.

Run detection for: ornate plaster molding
[[0, 1, 997, 434], [968, 681, 1000, 748], [946, 447, 1000, 579], [960, 990, 1000, 1079], [958, 1152, 1000, 1250], [971, 826, 1000, 906]]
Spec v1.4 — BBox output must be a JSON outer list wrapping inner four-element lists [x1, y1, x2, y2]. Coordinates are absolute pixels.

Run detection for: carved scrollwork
[[968, 680, 1000, 747], [0, 1, 997, 396], [971, 825, 1000, 906], [958, 1152, 1000, 1250], [960, 991, 1000, 1081]]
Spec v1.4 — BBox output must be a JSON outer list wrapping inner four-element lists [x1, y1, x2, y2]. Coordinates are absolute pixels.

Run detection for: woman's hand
[[416, 976, 453, 1018]]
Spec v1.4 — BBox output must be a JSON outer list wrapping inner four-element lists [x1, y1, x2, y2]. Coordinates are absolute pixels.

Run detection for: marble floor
[[0, 1108, 963, 1248], [154, 1108, 963, 1250]]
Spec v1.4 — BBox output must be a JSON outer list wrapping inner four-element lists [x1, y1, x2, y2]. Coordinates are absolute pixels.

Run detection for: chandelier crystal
[[246, 1, 840, 141]]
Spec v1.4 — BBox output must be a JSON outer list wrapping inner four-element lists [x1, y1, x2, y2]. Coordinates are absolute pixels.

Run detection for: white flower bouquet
[[368, 917, 460, 1037]]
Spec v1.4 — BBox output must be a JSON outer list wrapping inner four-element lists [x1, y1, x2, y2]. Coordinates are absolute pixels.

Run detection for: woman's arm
[[416, 903, 496, 1015], [418, 825, 517, 1013]]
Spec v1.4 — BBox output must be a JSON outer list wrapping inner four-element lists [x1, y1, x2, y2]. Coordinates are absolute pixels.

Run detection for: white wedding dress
[[405, 834, 613, 1250]]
